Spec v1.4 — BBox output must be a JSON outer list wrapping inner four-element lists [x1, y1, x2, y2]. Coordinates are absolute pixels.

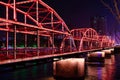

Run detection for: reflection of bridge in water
[[0, 0, 114, 65]]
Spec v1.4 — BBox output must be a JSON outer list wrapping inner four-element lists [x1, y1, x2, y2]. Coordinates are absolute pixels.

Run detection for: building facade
[[90, 16, 107, 35]]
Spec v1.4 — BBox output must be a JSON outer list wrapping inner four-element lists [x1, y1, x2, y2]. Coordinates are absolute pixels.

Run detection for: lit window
[[94, 20, 96, 23]]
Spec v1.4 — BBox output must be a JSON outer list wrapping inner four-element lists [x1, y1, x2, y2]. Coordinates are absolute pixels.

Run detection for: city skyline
[[43, 0, 120, 44], [90, 16, 107, 35], [44, 0, 118, 29]]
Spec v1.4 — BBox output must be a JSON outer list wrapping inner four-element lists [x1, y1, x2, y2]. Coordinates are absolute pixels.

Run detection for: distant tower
[[90, 16, 107, 35]]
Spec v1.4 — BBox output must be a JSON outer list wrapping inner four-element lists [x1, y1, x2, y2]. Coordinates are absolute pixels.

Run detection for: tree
[[100, 0, 120, 24], [100, 0, 120, 44]]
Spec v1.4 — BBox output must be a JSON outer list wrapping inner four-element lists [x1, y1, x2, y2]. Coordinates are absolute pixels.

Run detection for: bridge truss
[[0, 0, 114, 60]]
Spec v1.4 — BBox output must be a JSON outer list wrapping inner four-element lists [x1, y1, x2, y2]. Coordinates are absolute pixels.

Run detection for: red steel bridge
[[0, 0, 114, 64]]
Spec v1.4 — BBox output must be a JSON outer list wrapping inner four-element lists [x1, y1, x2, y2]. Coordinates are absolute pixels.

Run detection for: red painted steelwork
[[0, 0, 114, 61], [71, 28, 114, 51]]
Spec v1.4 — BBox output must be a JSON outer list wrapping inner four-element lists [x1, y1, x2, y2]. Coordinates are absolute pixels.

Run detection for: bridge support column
[[52, 33, 55, 54], [54, 58, 85, 79], [13, 0, 17, 59], [6, 32, 9, 56], [87, 52, 105, 62], [70, 37, 72, 52], [6, 6, 9, 56], [36, 0, 40, 56], [25, 33, 27, 56], [48, 37, 50, 47], [102, 49, 112, 58], [24, 14, 27, 57], [37, 30, 40, 56], [114, 46, 120, 54], [14, 25, 16, 59]]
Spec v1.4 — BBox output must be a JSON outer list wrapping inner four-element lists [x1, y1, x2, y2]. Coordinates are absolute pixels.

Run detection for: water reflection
[[0, 54, 120, 80], [0, 63, 54, 80], [86, 55, 115, 80], [103, 55, 115, 80]]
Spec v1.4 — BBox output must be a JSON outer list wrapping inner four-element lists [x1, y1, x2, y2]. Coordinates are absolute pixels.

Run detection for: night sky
[[44, 0, 119, 30]]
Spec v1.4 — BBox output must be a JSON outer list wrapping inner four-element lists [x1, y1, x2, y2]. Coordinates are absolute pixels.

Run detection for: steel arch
[[0, 0, 72, 50], [60, 35, 77, 53], [99, 36, 114, 48], [71, 28, 99, 51], [0, 0, 115, 61], [0, 0, 70, 33]]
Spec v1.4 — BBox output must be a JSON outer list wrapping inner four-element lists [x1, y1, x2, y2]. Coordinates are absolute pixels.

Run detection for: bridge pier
[[53, 58, 85, 79], [102, 48, 114, 57], [102, 49, 112, 58], [87, 52, 105, 62], [114, 46, 120, 54], [87, 48, 114, 63]]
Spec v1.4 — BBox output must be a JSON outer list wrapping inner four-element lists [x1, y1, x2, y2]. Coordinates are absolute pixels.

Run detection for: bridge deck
[[0, 48, 105, 65]]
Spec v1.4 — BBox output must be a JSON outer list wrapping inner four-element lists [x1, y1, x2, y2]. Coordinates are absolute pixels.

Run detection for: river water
[[0, 54, 120, 80]]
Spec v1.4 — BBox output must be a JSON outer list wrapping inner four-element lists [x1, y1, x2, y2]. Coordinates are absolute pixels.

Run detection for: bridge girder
[[0, 0, 115, 54]]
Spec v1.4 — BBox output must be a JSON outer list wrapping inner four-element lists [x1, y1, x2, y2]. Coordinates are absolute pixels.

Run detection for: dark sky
[[44, 0, 118, 30]]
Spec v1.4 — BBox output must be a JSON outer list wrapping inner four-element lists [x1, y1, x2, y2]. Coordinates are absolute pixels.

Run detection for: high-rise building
[[90, 16, 107, 35]]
